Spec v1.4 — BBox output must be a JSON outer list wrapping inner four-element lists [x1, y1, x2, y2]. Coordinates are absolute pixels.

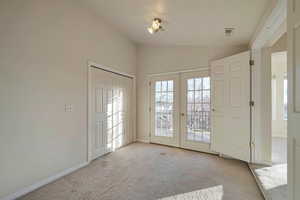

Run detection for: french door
[[180, 71, 212, 153], [150, 74, 180, 147], [150, 71, 212, 152], [150, 51, 251, 162]]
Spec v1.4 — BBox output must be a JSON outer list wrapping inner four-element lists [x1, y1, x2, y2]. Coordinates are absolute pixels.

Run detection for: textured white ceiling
[[83, 0, 270, 46]]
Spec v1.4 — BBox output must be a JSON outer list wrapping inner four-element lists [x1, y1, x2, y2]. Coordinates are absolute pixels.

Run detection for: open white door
[[211, 51, 251, 162], [287, 0, 300, 199]]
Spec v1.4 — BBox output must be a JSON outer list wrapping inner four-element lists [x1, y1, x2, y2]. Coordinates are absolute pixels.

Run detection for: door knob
[[212, 108, 216, 112], [181, 113, 185, 116]]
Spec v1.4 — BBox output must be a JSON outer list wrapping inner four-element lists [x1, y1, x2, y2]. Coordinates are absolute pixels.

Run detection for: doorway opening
[[271, 51, 288, 165], [270, 51, 288, 199]]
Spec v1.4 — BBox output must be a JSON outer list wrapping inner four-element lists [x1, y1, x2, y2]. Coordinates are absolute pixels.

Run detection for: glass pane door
[[180, 70, 212, 153], [186, 77, 211, 143], [150, 74, 180, 147], [155, 80, 174, 137]]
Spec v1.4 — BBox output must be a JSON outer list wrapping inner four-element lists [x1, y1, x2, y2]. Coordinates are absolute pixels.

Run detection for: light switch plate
[[65, 104, 73, 112]]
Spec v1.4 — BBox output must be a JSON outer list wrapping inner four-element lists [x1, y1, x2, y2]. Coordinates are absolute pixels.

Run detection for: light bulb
[[152, 20, 160, 30]]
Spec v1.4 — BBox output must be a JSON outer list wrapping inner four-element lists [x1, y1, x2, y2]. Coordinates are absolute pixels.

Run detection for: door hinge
[[249, 60, 254, 66], [149, 107, 151, 112], [149, 81, 151, 86], [249, 101, 255, 107], [250, 141, 255, 148]]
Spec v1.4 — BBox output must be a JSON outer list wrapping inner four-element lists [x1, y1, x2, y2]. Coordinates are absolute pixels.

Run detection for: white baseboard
[[2, 162, 89, 200], [136, 138, 150, 143]]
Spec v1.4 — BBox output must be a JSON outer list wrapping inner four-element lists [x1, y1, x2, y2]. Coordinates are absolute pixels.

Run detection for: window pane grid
[[186, 77, 211, 143], [155, 80, 174, 137]]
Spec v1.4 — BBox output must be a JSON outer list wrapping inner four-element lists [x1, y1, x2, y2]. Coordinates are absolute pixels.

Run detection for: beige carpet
[[248, 137, 287, 200], [20, 143, 263, 200], [249, 164, 287, 200]]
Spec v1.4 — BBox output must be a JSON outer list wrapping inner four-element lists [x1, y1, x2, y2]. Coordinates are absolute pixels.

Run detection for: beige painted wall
[[271, 52, 287, 138], [0, 0, 136, 198], [271, 33, 287, 53], [136, 45, 248, 141]]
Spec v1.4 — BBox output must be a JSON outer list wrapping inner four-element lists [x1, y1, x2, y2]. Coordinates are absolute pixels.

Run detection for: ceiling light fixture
[[148, 18, 164, 34]]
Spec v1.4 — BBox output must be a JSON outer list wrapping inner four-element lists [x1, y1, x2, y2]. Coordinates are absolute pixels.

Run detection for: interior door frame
[[250, 0, 287, 165], [87, 61, 136, 163]]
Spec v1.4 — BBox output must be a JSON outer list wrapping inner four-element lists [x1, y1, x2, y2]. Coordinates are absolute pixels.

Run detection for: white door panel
[[91, 68, 133, 159], [211, 61, 226, 155], [91, 68, 113, 159], [211, 51, 251, 162], [288, 0, 300, 199]]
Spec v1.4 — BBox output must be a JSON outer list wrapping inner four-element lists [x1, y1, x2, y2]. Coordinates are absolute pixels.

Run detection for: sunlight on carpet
[[158, 185, 223, 200], [254, 164, 287, 190]]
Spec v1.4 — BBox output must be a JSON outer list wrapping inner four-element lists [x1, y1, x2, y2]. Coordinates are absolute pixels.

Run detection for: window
[[155, 80, 174, 137], [186, 77, 211, 143]]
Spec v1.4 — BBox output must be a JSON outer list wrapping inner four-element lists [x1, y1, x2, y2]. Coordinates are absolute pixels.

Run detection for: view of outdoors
[[186, 77, 211, 143], [155, 80, 174, 137]]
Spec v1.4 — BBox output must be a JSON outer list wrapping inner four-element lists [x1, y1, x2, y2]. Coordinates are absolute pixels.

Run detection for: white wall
[[271, 51, 287, 138], [136, 45, 248, 141], [0, 0, 136, 198]]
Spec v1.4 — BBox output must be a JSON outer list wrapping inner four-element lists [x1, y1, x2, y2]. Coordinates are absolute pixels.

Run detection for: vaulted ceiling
[[84, 0, 270, 46]]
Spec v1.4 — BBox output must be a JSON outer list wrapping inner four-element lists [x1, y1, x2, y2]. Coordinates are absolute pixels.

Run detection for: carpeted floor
[[20, 143, 263, 200], [249, 137, 287, 200]]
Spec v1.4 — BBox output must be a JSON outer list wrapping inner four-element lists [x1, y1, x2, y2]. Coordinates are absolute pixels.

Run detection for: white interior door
[[111, 73, 133, 149], [180, 70, 213, 153], [211, 51, 251, 162], [90, 67, 133, 160], [287, 0, 300, 199], [150, 74, 180, 147], [91, 68, 113, 159]]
